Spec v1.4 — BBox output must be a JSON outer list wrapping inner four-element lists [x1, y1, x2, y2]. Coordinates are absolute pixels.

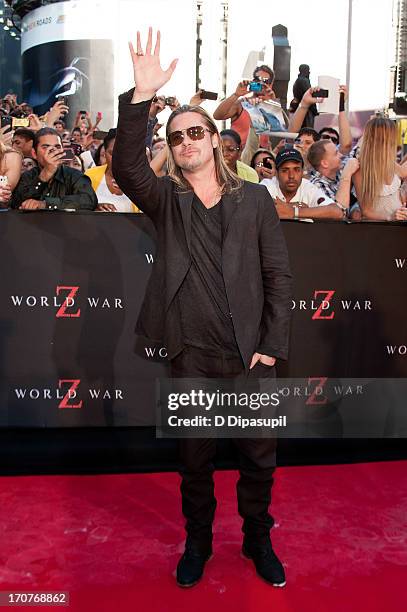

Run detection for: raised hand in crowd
[[165, 96, 180, 112], [213, 80, 252, 122], [291, 87, 324, 117], [129, 28, 178, 103], [46, 99, 69, 127], [82, 132, 97, 151], [235, 80, 250, 98], [93, 112, 103, 129], [189, 90, 203, 106], [28, 114, 44, 132], [149, 95, 166, 118], [339, 84, 348, 102]]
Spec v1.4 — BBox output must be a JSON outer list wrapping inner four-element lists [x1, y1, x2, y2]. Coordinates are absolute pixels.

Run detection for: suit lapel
[[177, 190, 193, 252]]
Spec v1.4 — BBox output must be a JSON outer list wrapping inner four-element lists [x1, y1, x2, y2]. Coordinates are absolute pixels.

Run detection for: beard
[[177, 158, 203, 171], [174, 149, 204, 172]]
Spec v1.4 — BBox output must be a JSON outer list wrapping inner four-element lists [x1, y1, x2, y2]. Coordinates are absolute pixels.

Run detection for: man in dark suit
[[113, 28, 292, 589]]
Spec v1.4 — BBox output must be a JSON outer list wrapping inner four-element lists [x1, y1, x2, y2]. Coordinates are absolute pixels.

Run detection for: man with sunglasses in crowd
[[113, 28, 292, 590]]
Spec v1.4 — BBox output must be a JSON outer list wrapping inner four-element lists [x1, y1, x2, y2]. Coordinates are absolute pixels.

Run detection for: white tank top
[[96, 174, 134, 213], [373, 175, 402, 221]]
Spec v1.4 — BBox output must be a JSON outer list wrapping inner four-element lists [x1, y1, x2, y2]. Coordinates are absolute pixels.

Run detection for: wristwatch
[[293, 205, 300, 219]]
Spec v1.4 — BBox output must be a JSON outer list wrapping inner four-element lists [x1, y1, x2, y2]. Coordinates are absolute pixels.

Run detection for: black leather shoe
[[176, 547, 212, 588], [242, 539, 286, 587]]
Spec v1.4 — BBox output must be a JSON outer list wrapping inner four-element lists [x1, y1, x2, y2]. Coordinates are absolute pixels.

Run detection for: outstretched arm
[[338, 86, 353, 155], [287, 87, 324, 133], [112, 28, 178, 219], [213, 81, 248, 121]]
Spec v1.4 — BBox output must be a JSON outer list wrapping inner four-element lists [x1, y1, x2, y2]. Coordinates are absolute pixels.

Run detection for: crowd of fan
[[1, 63, 407, 222]]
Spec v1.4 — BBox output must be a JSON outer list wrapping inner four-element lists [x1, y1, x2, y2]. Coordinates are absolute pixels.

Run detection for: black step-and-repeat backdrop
[[1, 212, 406, 428]]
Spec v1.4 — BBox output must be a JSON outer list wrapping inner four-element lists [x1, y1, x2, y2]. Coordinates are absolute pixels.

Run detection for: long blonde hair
[[165, 105, 243, 195], [359, 117, 398, 208]]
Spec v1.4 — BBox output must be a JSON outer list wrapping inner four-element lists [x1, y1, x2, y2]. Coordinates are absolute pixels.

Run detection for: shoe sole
[[176, 554, 213, 588], [241, 550, 286, 588]]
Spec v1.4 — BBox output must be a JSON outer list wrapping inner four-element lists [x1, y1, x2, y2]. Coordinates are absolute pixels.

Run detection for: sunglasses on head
[[167, 125, 212, 147], [321, 134, 339, 145]]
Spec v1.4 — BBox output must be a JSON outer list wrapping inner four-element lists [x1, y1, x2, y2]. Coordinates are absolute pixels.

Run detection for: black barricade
[[0, 212, 406, 429]]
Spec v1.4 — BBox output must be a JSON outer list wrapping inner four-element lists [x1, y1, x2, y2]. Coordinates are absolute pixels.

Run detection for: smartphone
[[96, 112, 102, 121], [165, 97, 176, 106], [12, 117, 30, 128], [0, 115, 12, 130], [200, 90, 218, 101], [62, 148, 75, 163], [312, 88, 329, 98], [93, 130, 108, 141], [70, 143, 83, 156], [0, 175, 9, 187]]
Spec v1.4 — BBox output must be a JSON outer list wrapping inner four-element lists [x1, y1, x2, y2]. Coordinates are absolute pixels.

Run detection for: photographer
[[10, 128, 97, 211], [213, 65, 276, 148]]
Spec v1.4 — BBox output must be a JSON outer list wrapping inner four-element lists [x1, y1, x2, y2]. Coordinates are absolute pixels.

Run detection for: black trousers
[[170, 345, 277, 554]]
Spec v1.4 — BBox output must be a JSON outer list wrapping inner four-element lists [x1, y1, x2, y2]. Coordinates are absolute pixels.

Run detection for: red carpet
[[0, 461, 406, 612]]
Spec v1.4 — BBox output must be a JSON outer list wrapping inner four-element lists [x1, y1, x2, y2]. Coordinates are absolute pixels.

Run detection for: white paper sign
[[317, 75, 340, 115]]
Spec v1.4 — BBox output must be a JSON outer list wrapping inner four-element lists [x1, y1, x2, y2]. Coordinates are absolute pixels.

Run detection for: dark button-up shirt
[[11, 165, 98, 211], [178, 194, 239, 356]]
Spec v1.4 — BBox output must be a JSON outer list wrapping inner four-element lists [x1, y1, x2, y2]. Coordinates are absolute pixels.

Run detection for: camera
[[165, 97, 176, 106], [248, 81, 263, 93], [312, 88, 329, 98], [263, 158, 274, 170], [200, 90, 218, 101]]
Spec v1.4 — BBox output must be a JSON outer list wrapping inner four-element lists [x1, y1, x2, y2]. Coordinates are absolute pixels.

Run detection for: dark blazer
[[112, 89, 292, 370]]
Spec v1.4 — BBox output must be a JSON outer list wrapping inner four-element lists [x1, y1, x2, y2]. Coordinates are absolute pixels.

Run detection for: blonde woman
[[0, 136, 22, 206], [353, 117, 407, 221]]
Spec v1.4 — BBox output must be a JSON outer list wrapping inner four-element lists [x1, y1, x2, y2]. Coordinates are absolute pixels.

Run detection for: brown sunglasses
[[167, 126, 212, 147]]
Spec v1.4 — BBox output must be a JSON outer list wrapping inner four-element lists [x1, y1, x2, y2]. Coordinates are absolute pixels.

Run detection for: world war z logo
[[14, 379, 124, 409], [291, 290, 372, 320], [10, 285, 124, 317], [58, 379, 82, 409]]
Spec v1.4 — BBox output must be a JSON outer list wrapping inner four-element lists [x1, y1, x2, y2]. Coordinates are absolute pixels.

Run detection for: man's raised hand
[[129, 28, 178, 103]]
